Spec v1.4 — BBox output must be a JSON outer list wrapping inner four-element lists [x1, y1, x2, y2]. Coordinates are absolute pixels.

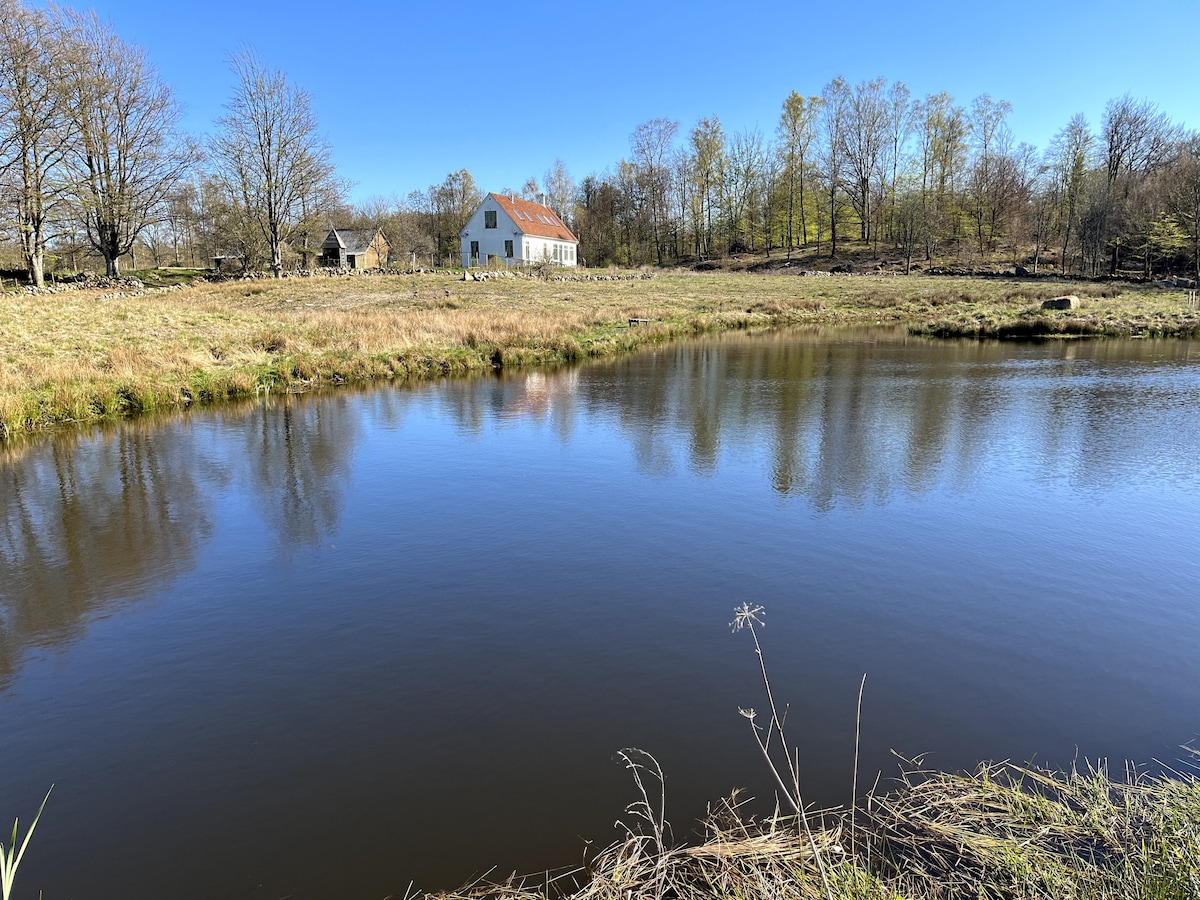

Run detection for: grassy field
[[2, 270, 1198, 438]]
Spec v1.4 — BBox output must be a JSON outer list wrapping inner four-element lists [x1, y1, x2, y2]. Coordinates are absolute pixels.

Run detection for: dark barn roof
[[322, 228, 386, 255]]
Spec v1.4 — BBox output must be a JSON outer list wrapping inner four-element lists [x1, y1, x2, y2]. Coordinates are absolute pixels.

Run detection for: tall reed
[[0, 787, 51, 900]]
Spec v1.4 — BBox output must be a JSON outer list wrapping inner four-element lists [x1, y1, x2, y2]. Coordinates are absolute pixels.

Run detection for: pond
[[2, 327, 1199, 899]]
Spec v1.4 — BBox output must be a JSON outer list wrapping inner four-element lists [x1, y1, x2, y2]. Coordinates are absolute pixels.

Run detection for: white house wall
[[522, 237, 577, 266], [460, 196, 518, 266], [460, 195, 577, 267]]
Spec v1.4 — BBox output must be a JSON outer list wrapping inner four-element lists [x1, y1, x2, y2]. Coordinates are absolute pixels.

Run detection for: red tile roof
[[489, 193, 578, 243]]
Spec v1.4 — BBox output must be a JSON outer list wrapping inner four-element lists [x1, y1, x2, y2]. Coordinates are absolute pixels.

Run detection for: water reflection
[[0, 422, 212, 685], [0, 392, 363, 683], [3, 328, 1200, 899], [431, 329, 1200, 506], [240, 395, 360, 553], [3, 329, 1198, 681]]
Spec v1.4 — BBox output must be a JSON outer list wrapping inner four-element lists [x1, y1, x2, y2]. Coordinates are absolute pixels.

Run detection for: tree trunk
[[799, 163, 808, 246], [829, 192, 838, 257], [28, 253, 45, 289]]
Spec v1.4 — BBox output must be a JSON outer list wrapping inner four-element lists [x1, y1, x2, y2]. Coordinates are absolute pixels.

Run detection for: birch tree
[[967, 94, 1013, 253], [776, 91, 820, 255], [542, 158, 577, 225], [724, 128, 766, 252], [818, 77, 851, 257], [883, 81, 913, 242], [1047, 114, 1093, 274], [841, 77, 889, 244], [688, 117, 725, 258]]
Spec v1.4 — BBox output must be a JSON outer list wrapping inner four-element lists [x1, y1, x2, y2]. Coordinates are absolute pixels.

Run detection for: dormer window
[[484, 210, 497, 228]]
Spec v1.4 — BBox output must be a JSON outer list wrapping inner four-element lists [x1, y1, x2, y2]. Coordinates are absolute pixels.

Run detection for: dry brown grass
[[2, 271, 1196, 438], [426, 756, 1200, 900]]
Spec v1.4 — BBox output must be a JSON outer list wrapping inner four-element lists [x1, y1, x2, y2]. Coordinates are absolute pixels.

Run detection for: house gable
[[459, 194, 579, 267]]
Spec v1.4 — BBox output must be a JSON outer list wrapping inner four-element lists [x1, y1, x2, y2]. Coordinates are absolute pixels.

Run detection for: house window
[[524, 242, 530, 258], [504, 240, 514, 258], [470, 240, 479, 262], [484, 210, 497, 228], [553, 244, 560, 260]]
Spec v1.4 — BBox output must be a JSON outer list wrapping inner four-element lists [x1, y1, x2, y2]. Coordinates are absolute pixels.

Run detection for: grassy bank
[[431, 756, 1200, 900], [432, 601, 1199, 900], [2, 271, 1197, 438], [429, 602, 1200, 900]]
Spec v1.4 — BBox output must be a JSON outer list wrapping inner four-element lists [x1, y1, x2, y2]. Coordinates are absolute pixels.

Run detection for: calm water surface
[[2, 328, 1200, 899]]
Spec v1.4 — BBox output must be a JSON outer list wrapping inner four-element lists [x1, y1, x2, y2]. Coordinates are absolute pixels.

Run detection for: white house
[[460, 193, 579, 267]]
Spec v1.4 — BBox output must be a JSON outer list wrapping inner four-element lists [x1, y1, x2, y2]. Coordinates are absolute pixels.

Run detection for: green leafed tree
[[688, 116, 725, 258], [776, 91, 820, 256]]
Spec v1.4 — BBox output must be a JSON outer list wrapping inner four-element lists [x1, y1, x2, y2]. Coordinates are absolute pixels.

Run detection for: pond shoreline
[[3, 270, 1197, 440], [428, 755, 1200, 900], [5, 320, 1200, 898]]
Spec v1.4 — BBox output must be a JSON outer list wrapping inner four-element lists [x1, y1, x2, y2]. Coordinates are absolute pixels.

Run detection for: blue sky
[[86, 0, 1199, 205]]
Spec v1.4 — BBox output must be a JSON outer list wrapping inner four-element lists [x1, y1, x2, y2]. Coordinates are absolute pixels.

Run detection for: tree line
[[3, 0, 1198, 283], [561, 83, 1200, 279], [0, 0, 341, 284], [344, 82, 1199, 281]]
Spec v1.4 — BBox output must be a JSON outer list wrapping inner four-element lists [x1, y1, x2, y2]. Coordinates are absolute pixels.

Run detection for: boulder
[[1041, 295, 1080, 310]]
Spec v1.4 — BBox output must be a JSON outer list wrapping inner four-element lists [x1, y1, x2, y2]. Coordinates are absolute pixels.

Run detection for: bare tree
[[841, 77, 890, 245], [430, 168, 479, 263], [1046, 114, 1093, 274], [1092, 95, 1184, 273], [1102, 95, 1180, 188], [818, 77, 851, 257], [211, 48, 340, 277], [0, 0, 74, 286], [630, 118, 677, 264], [56, 8, 195, 276], [883, 81, 913, 242], [542, 158, 577, 225], [967, 94, 1014, 253], [724, 128, 766, 253]]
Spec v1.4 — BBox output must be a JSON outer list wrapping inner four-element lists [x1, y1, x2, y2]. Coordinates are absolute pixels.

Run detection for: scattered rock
[[1042, 295, 1080, 310]]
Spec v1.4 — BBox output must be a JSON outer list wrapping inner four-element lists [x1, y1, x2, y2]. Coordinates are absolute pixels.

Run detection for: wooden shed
[[319, 228, 390, 269]]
